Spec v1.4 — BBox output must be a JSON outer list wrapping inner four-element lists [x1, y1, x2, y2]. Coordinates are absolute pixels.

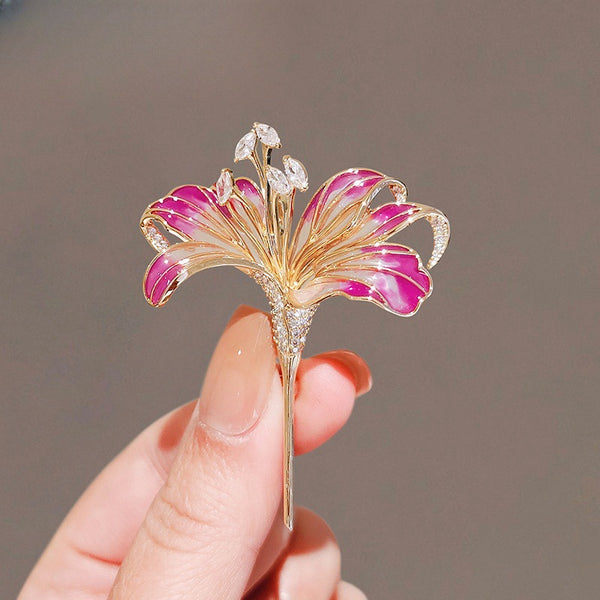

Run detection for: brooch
[[140, 123, 450, 529]]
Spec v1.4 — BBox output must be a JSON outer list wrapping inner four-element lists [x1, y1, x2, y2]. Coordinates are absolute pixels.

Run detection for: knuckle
[[143, 480, 225, 556]]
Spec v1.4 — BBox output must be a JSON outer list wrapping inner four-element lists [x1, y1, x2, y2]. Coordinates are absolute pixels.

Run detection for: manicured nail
[[316, 350, 372, 397], [198, 306, 275, 435]]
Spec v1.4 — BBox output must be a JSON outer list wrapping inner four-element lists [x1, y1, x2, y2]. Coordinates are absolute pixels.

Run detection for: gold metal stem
[[280, 350, 300, 530], [260, 147, 280, 263], [275, 192, 293, 274]]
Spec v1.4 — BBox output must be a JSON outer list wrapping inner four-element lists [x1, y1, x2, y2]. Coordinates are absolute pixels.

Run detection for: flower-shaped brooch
[[140, 123, 450, 528]]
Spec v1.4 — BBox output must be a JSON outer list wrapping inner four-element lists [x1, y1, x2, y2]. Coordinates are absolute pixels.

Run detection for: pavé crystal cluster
[[252, 270, 316, 356]]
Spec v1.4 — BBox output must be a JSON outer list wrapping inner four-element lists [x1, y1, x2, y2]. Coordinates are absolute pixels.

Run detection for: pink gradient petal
[[313, 169, 383, 220], [170, 185, 214, 208], [294, 242, 431, 316], [340, 280, 387, 304], [151, 209, 202, 239], [154, 197, 204, 219], [292, 169, 387, 257], [359, 246, 431, 291], [368, 269, 430, 313], [334, 175, 382, 208], [235, 177, 265, 218], [144, 186, 228, 241], [302, 187, 322, 221], [144, 244, 199, 303], [369, 203, 416, 236], [149, 261, 186, 306], [319, 169, 381, 204], [144, 243, 234, 306]]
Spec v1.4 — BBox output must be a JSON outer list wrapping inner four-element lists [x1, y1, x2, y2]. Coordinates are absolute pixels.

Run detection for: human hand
[[19, 305, 372, 599]]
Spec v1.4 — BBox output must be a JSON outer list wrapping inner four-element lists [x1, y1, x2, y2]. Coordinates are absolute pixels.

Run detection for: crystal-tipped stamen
[[254, 122, 281, 148]]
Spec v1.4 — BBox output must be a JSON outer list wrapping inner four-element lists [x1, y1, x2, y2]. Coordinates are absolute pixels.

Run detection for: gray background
[[1, 1, 598, 598]]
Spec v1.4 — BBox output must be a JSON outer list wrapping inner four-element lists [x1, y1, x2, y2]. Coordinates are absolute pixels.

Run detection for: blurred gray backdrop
[[1, 1, 598, 598]]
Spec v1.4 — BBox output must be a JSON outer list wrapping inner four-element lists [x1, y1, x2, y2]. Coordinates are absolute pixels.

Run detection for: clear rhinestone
[[216, 169, 233, 205], [426, 213, 450, 269], [267, 165, 292, 195], [251, 270, 317, 356], [254, 122, 281, 147], [234, 130, 257, 162], [391, 182, 407, 202], [283, 155, 308, 191], [145, 224, 170, 252]]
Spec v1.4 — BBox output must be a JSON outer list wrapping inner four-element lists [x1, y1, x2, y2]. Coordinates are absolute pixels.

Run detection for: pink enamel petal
[[142, 186, 230, 242], [170, 185, 215, 209], [351, 245, 432, 291], [144, 243, 222, 305], [320, 200, 449, 270], [358, 203, 451, 269], [369, 203, 416, 236], [312, 169, 382, 218], [291, 243, 431, 316], [142, 201, 237, 253], [171, 185, 235, 228], [143, 241, 259, 307], [322, 203, 420, 260], [235, 177, 265, 220], [301, 169, 383, 227], [150, 202, 204, 239], [224, 177, 269, 264], [318, 174, 383, 222], [291, 169, 386, 258], [141, 181, 271, 269], [313, 175, 385, 244], [290, 167, 444, 315], [338, 268, 430, 314]]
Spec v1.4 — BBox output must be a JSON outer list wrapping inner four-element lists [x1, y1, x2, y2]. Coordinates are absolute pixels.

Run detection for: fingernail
[[198, 306, 275, 436], [316, 350, 372, 397]]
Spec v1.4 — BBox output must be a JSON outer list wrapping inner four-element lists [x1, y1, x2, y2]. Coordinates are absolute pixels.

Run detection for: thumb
[[109, 306, 285, 599]]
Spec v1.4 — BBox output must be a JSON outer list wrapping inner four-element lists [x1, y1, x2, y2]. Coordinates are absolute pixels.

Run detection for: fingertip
[[335, 580, 369, 600], [293, 506, 340, 561], [314, 350, 372, 397], [277, 507, 341, 599], [226, 303, 268, 327], [293, 353, 361, 455]]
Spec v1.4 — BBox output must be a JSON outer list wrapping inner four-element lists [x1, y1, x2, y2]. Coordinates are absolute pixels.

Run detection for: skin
[[19, 305, 372, 599]]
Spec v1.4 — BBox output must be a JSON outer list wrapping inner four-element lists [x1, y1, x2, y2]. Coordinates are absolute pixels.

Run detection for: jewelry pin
[[140, 122, 450, 529]]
